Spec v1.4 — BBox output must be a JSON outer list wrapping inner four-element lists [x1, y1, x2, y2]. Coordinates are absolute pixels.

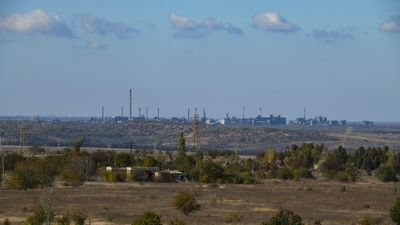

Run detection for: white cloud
[[252, 11, 300, 32], [201, 18, 224, 30], [0, 9, 74, 37], [379, 15, 400, 32], [169, 13, 243, 38], [78, 14, 139, 39], [169, 13, 197, 30]]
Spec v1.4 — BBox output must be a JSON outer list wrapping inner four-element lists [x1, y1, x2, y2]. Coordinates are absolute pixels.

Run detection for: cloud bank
[[252, 11, 300, 32], [78, 14, 139, 39], [379, 15, 400, 33], [0, 9, 74, 38], [169, 13, 243, 38]]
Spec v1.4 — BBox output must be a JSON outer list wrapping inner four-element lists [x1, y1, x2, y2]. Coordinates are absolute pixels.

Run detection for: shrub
[[376, 166, 398, 182], [225, 212, 243, 224], [25, 204, 55, 225], [293, 168, 312, 180], [276, 167, 294, 180], [359, 215, 382, 225], [71, 212, 86, 225], [390, 198, 400, 224], [2, 219, 11, 225], [335, 171, 350, 182], [168, 219, 186, 225], [132, 170, 152, 182], [102, 171, 117, 182], [6, 159, 55, 189], [57, 214, 70, 225], [261, 209, 304, 225], [131, 212, 162, 225], [172, 192, 201, 216]]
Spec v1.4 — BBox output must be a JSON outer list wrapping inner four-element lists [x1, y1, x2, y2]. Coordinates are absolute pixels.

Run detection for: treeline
[[0, 133, 399, 190]]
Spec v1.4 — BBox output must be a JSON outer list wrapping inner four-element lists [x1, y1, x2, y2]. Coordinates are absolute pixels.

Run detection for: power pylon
[[191, 108, 201, 153]]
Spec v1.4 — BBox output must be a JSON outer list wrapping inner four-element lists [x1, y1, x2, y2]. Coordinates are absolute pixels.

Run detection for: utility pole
[[19, 126, 25, 154]]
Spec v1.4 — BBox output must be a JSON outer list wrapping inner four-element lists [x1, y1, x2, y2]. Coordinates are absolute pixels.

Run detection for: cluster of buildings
[[291, 116, 347, 126]]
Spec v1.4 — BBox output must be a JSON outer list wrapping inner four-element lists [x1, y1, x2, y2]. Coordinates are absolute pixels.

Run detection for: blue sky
[[0, 0, 399, 121]]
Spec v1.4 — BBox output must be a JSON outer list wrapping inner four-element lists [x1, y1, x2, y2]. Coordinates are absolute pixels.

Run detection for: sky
[[0, 0, 399, 122]]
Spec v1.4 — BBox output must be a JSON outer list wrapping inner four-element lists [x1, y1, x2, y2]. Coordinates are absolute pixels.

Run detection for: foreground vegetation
[[1, 133, 400, 224]]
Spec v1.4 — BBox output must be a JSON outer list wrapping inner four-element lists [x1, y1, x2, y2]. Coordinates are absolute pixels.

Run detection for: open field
[[1, 176, 398, 225]]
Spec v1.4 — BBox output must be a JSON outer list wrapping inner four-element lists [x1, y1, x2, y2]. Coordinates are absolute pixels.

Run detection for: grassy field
[[1, 175, 398, 225]]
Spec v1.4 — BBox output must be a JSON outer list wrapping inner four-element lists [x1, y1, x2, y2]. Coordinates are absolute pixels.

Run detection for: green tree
[[177, 133, 186, 160], [172, 192, 201, 216], [72, 139, 83, 152], [131, 212, 162, 225], [376, 166, 398, 182], [143, 156, 157, 167], [390, 198, 400, 224], [261, 209, 304, 225]]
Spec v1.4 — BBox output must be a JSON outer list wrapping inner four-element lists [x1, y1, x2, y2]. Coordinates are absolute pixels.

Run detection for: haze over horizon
[[0, 0, 399, 122]]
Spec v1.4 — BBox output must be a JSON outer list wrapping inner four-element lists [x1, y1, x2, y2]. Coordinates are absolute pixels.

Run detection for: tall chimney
[[102, 106, 104, 122], [129, 89, 132, 120]]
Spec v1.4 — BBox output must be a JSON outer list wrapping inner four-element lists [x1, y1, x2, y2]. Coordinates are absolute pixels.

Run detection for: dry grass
[[0, 176, 398, 225]]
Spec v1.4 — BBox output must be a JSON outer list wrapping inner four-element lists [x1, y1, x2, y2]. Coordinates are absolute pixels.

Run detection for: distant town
[[0, 89, 376, 127]]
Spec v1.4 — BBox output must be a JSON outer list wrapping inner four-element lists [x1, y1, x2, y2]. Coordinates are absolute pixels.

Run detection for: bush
[[261, 209, 304, 225], [293, 168, 312, 180], [276, 167, 294, 180], [102, 171, 117, 182], [131, 212, 162, 225], [71, 212, 86, 225], [132, 170, 152, 182], [225, 212, 243, 224], [359, 215, 382, 225], [390, 198, 400, 224], [168, 219, 186, 225], [172, 192, 201, 216], [335, 171, 350, 182], [6, 159, 55, 190], [2, 219, 11, 225], [25, 204, 55, 225], [376, 166, 398, 182], [57, 214, 70, 225]]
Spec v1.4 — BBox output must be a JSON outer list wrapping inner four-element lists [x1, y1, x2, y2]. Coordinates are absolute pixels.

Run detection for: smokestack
[[102, 106, 104, 122], [203, 108, 206, 120], [259, 107, 262, 117], [146, 107, 148, 119], [129, 89, 132, 120], [304, 108, 306, 120], [139, 107, 141, 117], [157, 108, 160, 118], [121, 107, 124, 117], [242, 107, 245, 120], [187, 108, 190, 122]]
